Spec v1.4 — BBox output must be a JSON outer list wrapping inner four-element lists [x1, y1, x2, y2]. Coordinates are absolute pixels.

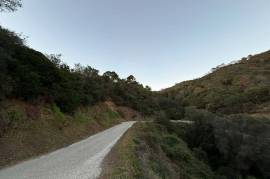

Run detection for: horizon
[[1, 0, 270, 90]]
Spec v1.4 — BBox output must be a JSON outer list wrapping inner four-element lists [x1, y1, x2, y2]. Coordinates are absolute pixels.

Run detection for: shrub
[[51, 104, 64, 121], [7, 110, 23, 123], [74, 112, 92, 123], [183, 109, 270, 179], [107, 109, 120, 119], [161, 134, 192, 162]]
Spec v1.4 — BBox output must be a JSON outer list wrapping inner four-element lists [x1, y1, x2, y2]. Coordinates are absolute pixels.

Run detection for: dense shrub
[[183, 108, 270, 179], [134, 122, 216, 179]]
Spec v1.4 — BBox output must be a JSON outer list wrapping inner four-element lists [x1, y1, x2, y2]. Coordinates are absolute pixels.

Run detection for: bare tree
[[0, 0, 22, 12]]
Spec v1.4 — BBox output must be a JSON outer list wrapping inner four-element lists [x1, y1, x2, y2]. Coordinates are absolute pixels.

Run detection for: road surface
[[0, 121, 136, 179]]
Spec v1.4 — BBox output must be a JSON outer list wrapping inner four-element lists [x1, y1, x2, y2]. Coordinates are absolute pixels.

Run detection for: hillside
[[0, 26, 150, 167], [163, 51, 270, 114], [1, 25, 270, 179], [0, 26, 157, 115], [0, 100, 141, 168], [1, 2, 270, 179]]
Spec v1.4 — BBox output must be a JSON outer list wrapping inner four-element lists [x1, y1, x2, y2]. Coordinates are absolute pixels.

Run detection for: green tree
[[47, 54, 62, 68], [126, 75, 136, 83], [103, 71, 119, 82], [83, 66, 99, 78]]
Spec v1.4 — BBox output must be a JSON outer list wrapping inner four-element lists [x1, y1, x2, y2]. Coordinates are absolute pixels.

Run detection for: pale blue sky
[[1, 0, 270, 90]]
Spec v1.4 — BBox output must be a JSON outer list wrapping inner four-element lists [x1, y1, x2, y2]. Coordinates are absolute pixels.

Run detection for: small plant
[[8, 111, 22, 122], [7, 110, 23, 127], [107, 109, 120, 119], [74, 112, 93, 123], [51, 104, 65, 121]]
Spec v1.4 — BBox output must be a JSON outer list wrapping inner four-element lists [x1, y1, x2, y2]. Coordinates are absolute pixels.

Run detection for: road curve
[[0, 121, 136, 179]]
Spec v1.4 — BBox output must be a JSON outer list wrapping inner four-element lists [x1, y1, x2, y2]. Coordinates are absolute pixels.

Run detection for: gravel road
[[0, 121, 136, 179]]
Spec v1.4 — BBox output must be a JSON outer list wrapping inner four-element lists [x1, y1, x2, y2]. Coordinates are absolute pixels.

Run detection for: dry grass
[[0, 100, 137, 169]]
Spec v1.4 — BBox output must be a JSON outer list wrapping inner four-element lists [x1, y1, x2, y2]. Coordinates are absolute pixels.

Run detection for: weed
[[7, 110, 23, 123], [51, 104, 65, 121], [74, 112, 93, 123], [107, 109, 121, 119]]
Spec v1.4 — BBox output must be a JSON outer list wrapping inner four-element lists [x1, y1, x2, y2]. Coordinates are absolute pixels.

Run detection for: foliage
[[154, 107, 270, 178], [51, 104, 65, 121], [163, 50, 270, 114], [133, 122, 216, 179], [106, 109, 120, 119], [7, 110, 23, 123], [0, 0, 22, 12], [0, 26, 158, 114], [182, 108, 270, 179]]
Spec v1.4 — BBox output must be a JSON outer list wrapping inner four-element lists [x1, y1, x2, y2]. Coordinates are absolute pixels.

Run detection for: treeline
[[0, 26, 158, 114]]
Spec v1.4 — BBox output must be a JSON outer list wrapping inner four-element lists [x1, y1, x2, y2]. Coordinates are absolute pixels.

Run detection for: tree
[[47, 54, 62, 68], [127, 75, 136, 83], [73, 63, 85, 74], [103, 71, 119, 82], [0, 0, 22, 12], [145, 85, 152, 91], [83, 66, 99, 78]]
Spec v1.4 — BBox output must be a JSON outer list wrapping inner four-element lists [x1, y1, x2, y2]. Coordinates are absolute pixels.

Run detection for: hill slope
[[0, 26, 149, 168], [0, 26, 156, 115], [163, 50, 270, 114]]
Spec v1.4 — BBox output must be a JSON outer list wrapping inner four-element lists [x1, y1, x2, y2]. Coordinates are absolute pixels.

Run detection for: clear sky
[[1, 0, 270, 90]]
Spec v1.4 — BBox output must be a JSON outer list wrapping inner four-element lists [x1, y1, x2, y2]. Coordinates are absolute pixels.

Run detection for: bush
[[135, 122, 216, 179], [161, 134, 191, 162], [183, 109, 270, 179], [7, 110, 23, 123], [51, 104, 65, 121], [245, 86, 270, 103], [107, 109, 120, 119]]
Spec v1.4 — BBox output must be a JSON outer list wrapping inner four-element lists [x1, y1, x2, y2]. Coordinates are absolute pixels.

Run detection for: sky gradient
[[1, 0, 270, 90]]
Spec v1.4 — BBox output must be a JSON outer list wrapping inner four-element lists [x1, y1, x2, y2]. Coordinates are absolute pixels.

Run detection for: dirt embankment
[[0, 100, 139, 169]]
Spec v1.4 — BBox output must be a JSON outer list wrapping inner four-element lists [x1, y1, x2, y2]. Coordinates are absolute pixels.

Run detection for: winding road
[[0, 121, 136, 179]]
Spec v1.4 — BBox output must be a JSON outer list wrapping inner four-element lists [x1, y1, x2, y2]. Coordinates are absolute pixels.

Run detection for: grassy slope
[[0, 100, 139, 169], [163, 50, 270, 114], [100, 122, 215, 179]]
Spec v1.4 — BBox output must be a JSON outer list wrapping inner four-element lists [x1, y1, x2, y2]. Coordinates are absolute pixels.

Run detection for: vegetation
[[0, 26, 158, 116], [101, 122, 216, 179], [163, 52, 270, 114], [0, 0, 22, 12], [154, 52, 270, 178], [0, 100, 135, 168], [1, 4, 270, 178], [102, 109, 270, 179], [155, 107, 270, 179]]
